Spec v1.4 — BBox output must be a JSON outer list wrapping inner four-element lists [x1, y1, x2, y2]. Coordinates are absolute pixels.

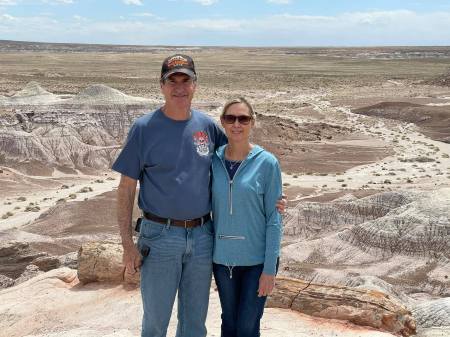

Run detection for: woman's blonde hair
[[221, 97, 255, 119]]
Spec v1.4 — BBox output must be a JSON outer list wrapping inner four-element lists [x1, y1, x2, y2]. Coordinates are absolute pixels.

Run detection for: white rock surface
[[0, 268, 401, 337]]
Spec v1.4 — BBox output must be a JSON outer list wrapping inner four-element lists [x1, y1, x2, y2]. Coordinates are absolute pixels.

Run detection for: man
[[113, 54, 285, 337], [113, 54, 227, 337]]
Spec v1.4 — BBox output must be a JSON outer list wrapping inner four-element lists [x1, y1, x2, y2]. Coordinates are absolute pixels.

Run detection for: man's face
[[160, 73, 196, 110]]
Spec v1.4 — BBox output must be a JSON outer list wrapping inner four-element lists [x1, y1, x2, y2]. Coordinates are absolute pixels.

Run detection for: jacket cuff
[[263, 256, 277, 275]]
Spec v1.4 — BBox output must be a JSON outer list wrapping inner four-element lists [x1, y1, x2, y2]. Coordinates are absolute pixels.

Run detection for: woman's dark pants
[[213, 263, 267, 337]]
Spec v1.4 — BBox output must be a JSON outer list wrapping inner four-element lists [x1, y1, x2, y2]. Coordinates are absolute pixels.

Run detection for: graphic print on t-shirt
[[193, 131, 210, 157]]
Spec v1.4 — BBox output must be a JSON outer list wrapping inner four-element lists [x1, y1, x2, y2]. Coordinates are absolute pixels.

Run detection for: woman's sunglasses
[[221, 114, 253, 125]]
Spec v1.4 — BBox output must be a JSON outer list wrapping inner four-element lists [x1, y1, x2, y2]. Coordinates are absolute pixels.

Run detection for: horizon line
[[1, 39, 450, 49]]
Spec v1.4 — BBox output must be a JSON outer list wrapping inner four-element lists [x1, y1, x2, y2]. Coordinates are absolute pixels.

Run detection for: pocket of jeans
[[201, 221, 214, 236], [137, 237, 150, 260], [140, 220, 166, 241]]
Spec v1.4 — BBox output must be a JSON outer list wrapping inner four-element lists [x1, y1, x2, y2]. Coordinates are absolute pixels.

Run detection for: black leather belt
[[143, 211, 210, 228]]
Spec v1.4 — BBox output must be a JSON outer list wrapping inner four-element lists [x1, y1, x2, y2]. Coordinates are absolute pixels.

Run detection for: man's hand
[[123, 243, 142, 275], [276, 193, 287, 214], [258, 273, 275, 297], [117, 174, 140, 274]]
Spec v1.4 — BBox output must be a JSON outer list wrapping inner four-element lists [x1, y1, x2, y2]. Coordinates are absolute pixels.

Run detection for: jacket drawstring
[[227, 264, 235, 279]]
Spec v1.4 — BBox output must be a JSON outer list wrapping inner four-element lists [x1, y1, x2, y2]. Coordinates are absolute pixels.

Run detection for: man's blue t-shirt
[[112, 108, 227, 220]]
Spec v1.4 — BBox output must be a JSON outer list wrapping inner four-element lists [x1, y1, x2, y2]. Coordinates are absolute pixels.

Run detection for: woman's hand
[[276, 194, 287, 213], [258, 273, 275, 297]]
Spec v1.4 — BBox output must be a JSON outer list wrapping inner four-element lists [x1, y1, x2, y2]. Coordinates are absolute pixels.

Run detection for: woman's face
[[220, 102, 254, 143]]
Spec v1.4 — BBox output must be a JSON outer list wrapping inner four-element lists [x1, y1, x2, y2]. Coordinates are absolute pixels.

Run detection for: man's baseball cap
[[161, 54, 197, 81]]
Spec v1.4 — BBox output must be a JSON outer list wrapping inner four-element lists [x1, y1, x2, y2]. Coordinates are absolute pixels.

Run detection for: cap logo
[[167, 56, 189, 69], [161, 54, 196, 80]]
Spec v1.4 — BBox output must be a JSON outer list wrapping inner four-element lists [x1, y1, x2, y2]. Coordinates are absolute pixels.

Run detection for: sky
[[1, 0, 450, 46]]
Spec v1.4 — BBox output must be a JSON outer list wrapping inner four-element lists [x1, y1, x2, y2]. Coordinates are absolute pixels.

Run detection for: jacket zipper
[[218, 235, 245, 240], [229, 180, 233, 215], [218, 154, 247, 216]]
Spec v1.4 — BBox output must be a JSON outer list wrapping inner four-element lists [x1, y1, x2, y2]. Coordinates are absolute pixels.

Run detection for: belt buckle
[[184, 219, 191, 228]]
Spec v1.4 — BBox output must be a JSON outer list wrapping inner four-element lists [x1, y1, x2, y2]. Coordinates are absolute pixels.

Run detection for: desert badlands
[[0, 41, 449, 336]]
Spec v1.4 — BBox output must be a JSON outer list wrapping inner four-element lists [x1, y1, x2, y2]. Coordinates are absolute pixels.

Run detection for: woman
[[212, 97, 283, 337]]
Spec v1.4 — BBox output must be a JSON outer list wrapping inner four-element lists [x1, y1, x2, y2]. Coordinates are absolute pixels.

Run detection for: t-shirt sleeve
[[111, 122, 142, 180], [213, 122, 227, 149]]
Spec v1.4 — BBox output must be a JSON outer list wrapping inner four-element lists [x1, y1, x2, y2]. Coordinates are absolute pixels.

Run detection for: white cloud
[[266, 0, 291, 4], [133, 12, 155, 17], [0, 13, 15, 21], [72, 14, 88, 21], [170, 18, 241, 30], [1, 10, 450, 46], [123, 0, 143, 5], [41, 0, 74, 4], [0, 0, 17, 5], [192, 0, 218, 6]]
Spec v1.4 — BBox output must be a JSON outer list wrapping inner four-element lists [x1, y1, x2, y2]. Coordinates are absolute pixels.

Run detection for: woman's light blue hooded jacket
[[211, 144, 283, 275]]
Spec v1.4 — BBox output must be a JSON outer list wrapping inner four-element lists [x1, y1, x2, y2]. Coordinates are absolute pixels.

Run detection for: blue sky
[[1, 0, 450, 46]]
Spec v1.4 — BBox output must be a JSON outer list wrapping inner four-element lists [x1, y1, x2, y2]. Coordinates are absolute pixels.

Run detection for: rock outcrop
[[283, 188, 450, 261], [6, 81, 63, 105], [13, 264, 42, 285], [282, 189, 450, 297], [77, 241, 416, 335], [339, 189, 449, 259], [283, 191, 416, 239], [0, 274, 14, 289], [266, 277, 416, 337], [0, 241, 46, 279], [0, 240, 76, 288], [67, 84, 151, 105], [0, 82, 159, 173], [13, 81, 53, 97], [78, 241, 139, 284], [0, 128, 122, 171], [412, 297, 450, 328]]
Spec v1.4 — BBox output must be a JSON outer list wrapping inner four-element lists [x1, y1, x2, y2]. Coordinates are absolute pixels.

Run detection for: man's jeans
[[138, 218, 214, 337], [212, 263, 267, 337]]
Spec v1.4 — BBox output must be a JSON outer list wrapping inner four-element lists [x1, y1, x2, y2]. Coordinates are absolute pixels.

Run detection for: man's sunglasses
[[221, 114, 253, 125]]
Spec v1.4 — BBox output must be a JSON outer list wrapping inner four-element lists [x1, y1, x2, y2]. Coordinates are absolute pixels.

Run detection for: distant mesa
[[5, 81, 62, 105], [67, 84, 150, 105], [12, 81, 53, 98], [0, 82, 156, 106]]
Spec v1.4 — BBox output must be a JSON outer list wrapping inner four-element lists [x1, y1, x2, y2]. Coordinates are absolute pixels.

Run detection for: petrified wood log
[[77, 241, 139, 284], [267, 277, 416, 336]]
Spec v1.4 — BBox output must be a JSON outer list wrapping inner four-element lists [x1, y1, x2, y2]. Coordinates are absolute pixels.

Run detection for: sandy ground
[[0, 167, 120, 231], [280, 93, 450, 194]]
